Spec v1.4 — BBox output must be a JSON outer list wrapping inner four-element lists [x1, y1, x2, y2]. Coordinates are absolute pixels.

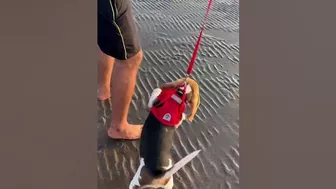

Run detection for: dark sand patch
[[97, 0, 239, 188]]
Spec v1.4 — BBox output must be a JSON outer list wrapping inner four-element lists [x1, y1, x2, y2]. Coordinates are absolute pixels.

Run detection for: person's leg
[[107, 49, 143, 139], [98, 0, 143, 139], [97, 50, 114, 100]]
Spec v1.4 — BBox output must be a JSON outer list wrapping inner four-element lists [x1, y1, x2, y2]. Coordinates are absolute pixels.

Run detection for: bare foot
[[97, 87, 110, 100], [108, 124, 143, 140]]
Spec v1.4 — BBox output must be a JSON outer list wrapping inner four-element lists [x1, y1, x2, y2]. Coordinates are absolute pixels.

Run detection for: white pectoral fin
[[162, 150, 201, 180], [165, 176, 174, 189], [148, 88, 162, 108], [138, 150, 200, 189], [129, 158, 145, 189], [176, 113, 187, 127]]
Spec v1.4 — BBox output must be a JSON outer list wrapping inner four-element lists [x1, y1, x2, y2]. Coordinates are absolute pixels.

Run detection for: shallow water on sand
[[97, 0, 239, 188]]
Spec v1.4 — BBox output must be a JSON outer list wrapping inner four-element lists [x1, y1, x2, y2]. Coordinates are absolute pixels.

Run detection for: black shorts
[[140, 112, 176, 177], [98, 0, 141, 60]]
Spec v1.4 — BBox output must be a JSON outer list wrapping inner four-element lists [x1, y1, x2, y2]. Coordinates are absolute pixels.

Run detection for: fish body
[[129, 78, 201, 189]]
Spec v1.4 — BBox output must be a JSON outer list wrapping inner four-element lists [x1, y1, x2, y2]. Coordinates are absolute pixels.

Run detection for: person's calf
[[97, 50, 115, 100]]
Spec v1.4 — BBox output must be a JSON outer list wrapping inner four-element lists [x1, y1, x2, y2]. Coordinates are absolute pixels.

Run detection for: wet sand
[[97, 0, 239, 188]]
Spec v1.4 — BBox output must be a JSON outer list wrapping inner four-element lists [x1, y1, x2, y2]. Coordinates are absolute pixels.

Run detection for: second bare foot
[[97, 87, 110, 101], [107, 123, 143, 140]]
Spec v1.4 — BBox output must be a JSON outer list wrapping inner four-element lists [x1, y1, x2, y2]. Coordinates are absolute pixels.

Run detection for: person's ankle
[[110, 120, 128, 130]]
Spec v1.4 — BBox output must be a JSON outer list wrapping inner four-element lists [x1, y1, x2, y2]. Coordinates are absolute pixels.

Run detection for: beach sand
[[97, 0, 239, 188]]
